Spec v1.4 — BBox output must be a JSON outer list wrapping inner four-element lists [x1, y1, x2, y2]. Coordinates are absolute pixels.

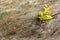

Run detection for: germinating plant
[[38, 4, 53, 21]]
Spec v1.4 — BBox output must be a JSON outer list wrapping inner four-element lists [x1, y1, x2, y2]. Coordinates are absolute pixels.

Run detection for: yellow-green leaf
[[44, 4, 52, 14], [45, 15, 52, 20]]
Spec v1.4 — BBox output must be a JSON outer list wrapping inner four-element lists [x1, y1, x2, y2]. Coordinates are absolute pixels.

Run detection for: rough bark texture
[[0, 0, 60, 40]]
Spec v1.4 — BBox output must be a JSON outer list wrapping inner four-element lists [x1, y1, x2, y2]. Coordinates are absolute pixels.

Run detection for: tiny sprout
[[38, 4, 53, 21]]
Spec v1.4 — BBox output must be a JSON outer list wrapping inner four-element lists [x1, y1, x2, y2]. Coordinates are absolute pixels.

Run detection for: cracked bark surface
[[0, 0, 60, 40]]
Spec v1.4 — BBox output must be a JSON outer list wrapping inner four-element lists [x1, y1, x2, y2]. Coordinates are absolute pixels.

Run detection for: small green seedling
[[38, 4, 53, 21]]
